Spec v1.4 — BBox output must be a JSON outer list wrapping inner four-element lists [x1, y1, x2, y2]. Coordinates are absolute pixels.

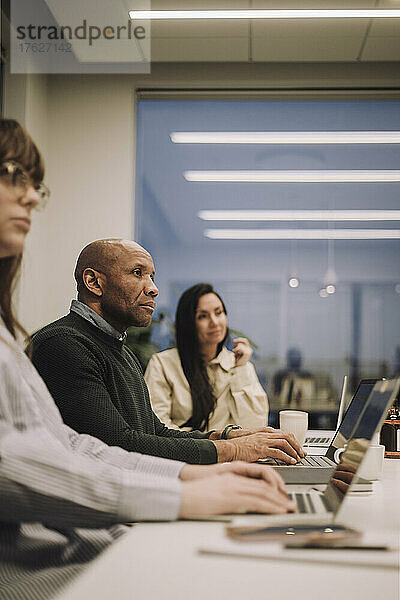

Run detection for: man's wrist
[[211, 439, 236, 463], [222, 424, 242, 440], [208, 430, 222, 441]]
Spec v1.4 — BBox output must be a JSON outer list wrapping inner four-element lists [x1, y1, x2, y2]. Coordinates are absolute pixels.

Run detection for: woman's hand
[[179, 462, 295, 517], [180, 461, 287, 495], [233, 337, 253, 367]]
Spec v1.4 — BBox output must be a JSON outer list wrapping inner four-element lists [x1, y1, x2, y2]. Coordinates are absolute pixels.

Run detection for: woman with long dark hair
[[145, 283, 268, 431]]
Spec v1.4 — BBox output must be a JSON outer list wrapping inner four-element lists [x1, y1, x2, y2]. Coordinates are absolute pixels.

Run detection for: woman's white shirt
[[0, 320, 184, 525]]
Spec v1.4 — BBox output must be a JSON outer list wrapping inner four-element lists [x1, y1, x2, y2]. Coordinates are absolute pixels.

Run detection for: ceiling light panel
[[171, 131, 400, 144], [129, 10, 400, 20], [204, 229, 400, 240], [184, 170, 400, 182], [198, 210, 400, 221]]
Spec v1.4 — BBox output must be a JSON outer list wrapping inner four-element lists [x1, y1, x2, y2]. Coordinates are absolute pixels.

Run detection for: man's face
[[100, 243, 158, 331]]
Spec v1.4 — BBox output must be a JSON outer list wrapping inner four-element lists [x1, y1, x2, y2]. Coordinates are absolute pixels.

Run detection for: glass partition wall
[[134, 99, 400, 428]]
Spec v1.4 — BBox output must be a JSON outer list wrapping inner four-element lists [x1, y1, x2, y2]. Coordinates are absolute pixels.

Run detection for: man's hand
[[213, 430, 305, 464], [226, 426, 289, 439], [229, 427, 306, 458], [209, 427, 306, 459], [233, 337, 253, 367], [179, 463, 295, 518]]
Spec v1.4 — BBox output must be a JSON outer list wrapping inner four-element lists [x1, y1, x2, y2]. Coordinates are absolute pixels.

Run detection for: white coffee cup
[[358, 439, 385, 481], [279, 410, 308, 447]]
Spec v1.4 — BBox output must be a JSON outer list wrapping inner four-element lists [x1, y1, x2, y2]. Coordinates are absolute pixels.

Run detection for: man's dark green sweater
[[31, 311, 217, 464]]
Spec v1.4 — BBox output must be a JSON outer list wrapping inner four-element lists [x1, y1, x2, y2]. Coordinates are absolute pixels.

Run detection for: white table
[[58, 461, 400, 600]]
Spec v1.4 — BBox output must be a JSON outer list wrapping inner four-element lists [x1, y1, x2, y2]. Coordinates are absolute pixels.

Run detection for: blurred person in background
[[272, 347, 314, 407]]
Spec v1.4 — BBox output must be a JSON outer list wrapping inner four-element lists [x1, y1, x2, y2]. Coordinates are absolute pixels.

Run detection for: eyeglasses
[[0, 160, 50, 210]]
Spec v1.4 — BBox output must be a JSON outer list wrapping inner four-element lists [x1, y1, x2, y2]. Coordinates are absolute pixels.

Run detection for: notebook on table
[[259, 378, 378, 484], [252, 379, 399, 526]]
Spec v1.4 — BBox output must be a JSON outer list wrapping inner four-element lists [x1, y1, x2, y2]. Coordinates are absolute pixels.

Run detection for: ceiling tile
[[253, 36, 362, 62], [151, 20, 249, 38], [361, 36, 400, 60], [368, 19, 400, 36], [151, 37, 249, 62], [252, 19, 369, 37], [149, 0, 251, 9]]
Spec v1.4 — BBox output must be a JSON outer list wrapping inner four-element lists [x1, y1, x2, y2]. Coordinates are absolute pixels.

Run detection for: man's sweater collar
[[70, 299, 127, 343]]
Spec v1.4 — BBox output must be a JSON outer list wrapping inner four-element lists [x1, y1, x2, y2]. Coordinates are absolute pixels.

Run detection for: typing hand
[[215, 431, 304, 464], [180, 461, 288, 497], [179, 467, 296, 517], [227, 426, 306, 453], [226, 426, 306, 459]]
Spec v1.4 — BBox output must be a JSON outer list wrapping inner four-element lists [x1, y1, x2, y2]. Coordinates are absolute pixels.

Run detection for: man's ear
[[82, 268, 105, 297]]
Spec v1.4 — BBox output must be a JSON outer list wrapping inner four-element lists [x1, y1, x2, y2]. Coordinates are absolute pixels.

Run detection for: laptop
[[303, 375, 348, 452], [246, 379, 399, 527], [259, 378, 378, 484]]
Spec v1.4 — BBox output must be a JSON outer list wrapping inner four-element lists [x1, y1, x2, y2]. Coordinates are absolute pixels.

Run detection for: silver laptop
[[259, 378, 378, 484], [250, 379, 399, 527], [304, 375, 348, 451]]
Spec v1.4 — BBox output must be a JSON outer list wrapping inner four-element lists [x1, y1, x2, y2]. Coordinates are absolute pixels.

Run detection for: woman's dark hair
[[0, 119, 44, 339], [175, 283, 228, 431]]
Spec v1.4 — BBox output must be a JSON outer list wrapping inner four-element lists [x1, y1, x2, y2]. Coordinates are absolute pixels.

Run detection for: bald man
[[31, 239, 304, 465]]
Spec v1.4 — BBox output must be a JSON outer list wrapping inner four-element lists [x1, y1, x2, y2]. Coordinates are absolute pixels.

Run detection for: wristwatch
[[221, 424, 242, 440]]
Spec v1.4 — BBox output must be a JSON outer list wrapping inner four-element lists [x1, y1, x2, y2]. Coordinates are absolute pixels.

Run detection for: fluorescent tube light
[[198, 210, 400, 221], [129, 10, 400, 20], [204, 229, 400, 240], [184, 170, 400, 183], [171, 132, 400, 144]]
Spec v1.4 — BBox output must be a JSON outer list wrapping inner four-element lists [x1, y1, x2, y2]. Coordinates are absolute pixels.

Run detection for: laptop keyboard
[[305, 436, 330, 445], [288, 493, 314, 514], [288, 492, 330, 514], [262, 455, 332, 467]]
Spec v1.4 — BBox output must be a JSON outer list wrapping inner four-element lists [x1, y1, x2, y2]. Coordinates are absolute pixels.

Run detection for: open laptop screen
[[326, 379, 377, 462], [323, 379, 399, 516]]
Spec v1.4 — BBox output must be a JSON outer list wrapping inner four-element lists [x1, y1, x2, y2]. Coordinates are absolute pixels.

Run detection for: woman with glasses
[[0, 119, 293, 600], [145, 283, 268, 432]]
